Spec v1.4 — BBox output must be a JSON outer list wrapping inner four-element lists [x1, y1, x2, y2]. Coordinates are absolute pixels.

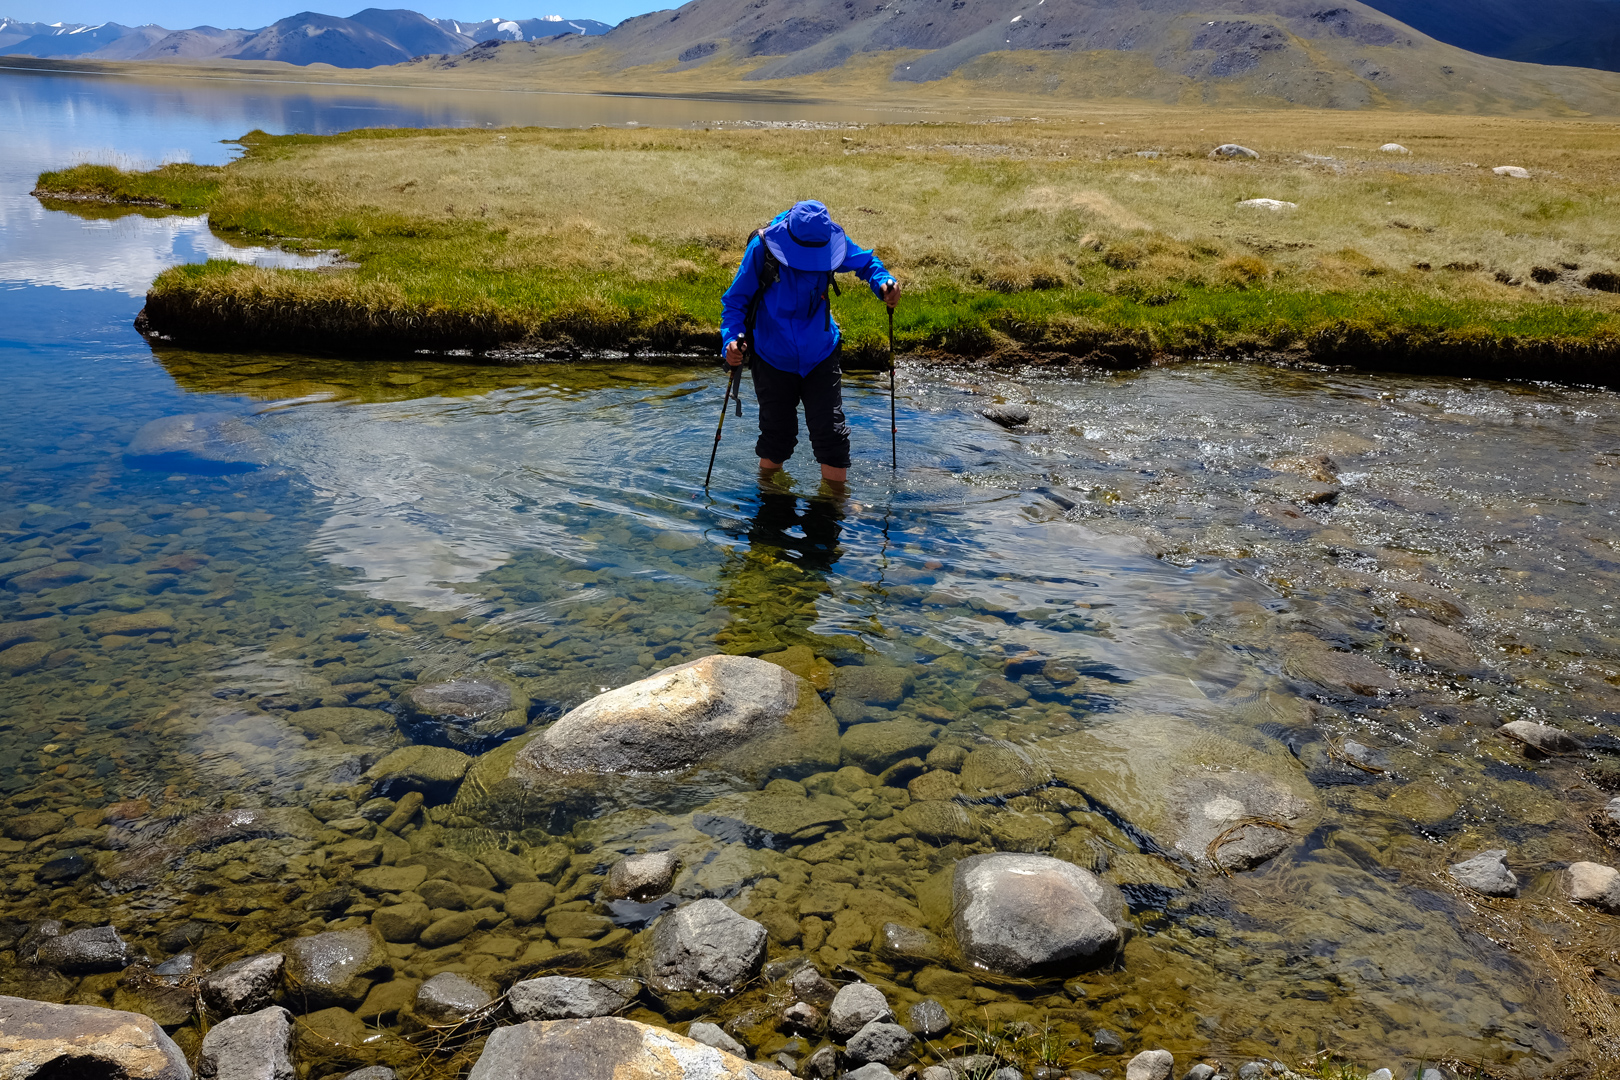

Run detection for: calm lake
[[3, 66, 1619, 1078]]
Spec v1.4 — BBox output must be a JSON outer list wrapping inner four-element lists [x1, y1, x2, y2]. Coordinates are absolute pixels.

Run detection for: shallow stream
[[3, 68, 1620, 1079]]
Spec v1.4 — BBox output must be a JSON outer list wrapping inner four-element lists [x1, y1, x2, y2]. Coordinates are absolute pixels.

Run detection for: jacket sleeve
[[837, 239, 896, 298], [720, 237, 763, 355]]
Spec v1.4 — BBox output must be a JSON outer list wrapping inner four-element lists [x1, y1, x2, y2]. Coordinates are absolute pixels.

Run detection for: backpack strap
[[743, 228, 780, 345]]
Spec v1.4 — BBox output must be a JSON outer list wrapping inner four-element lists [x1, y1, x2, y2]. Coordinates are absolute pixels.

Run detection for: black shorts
[[750, 348, 851, 469]]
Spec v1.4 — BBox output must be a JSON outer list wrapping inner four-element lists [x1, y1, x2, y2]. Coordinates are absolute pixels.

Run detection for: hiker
[[721, 200, 900, 484]]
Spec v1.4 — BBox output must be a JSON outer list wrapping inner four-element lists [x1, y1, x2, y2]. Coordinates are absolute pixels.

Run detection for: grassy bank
[[33, 114, 1620, 376]]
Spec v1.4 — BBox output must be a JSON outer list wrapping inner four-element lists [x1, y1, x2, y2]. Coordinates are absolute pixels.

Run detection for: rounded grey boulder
[[278, 927, 391, 1010], [35, 926, 129, 974], [847, 1020, 913, 1066], [199, 1005, 294, 1080], [201, 952, 284, 1017], [1447, 850, 1519, 898], [507, 976, 639, 1021], [646, 899, 768, 998], [952, 853, 1122, 975], [397, 676, 529, 753], [407, 972, 495, 1028], [829, 982, 893, 1040], [603, 851, 680, 902], [508, 655, 840, 811]]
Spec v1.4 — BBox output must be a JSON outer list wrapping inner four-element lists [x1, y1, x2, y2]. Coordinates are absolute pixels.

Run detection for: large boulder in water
[[125, 412, 266, 474], [504, 655, 840, 812], [951, 853, 1123, 975], [397, 675, 530, 753], [466, 1016, 761, 1080], [0, 996, 191, 1079], [278, 928, 391, 1010]]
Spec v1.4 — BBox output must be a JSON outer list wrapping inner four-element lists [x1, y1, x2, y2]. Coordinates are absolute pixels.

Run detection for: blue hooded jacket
[[720, 216, 895, 377]]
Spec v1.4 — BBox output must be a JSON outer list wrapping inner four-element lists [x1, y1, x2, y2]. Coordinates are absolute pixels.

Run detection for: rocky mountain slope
[[0, 9, 610, 67], [436, 0, 1620, 113], [1360, 0, 1620, 72]]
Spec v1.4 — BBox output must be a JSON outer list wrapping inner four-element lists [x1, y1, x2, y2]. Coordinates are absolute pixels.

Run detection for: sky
[[1, 1, 659, 28]]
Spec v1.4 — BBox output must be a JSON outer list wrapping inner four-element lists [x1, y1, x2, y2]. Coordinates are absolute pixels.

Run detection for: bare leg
[[820, 464, 848, 484], [759, 458, 784, 473]]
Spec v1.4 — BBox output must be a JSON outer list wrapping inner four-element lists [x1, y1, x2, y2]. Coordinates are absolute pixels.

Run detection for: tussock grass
[[38, 113, 1620, 375]]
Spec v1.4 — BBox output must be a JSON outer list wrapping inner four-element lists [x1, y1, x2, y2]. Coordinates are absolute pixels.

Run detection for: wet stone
[[603, 850, 680, 901], [1448, 850, 1519, 898], [1499, 720, 1583, 755], [508, 976, 640, 1021], [789, 965, 838, 1006], [687, 1020, 746, 1057], [279, 927, 391, 1009], [829, 981, 893, 1040], [372, 902, 431, 944], [1093, 1029, 1126, 1054], [900, 800, 979, 844], [841, 720, 939, 774], [0, 996, 191, 1079], [875, 922, 943, 966], [5, 811, 66, 841], [955, 853, 1121, 975], [646, 899, 767, 999], [781, 1000, 824, 1032], [398, 675, 530, 753], [504, 882, 556, 924], [1128, 1051, 1175, 1080], [201, 952, 284, 1017], [906, 998, 951, 1037], [36, 925, 129, 974], [408, 971, 494, 1027], [1167, 772, 1310, 872], [908, 770, 962, 802], [835, 664, 916, 707], [847, 1020, 913, 1066], [982, 404, 1031, 427], [959, 743, 1052, 798], [36, 853, 89, 883], [465, 1016, 761, 1080], [1567, 861, 1620, 912], [364, 745, 473, 802], [848, 1064, 899, 1080], [198, 1005, 294, 1080], [421, 912, 477, 947]]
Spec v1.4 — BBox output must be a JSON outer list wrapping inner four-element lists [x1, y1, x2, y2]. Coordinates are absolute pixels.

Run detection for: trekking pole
[[703, 360, 742, 492], [888, 305, 898, 470]]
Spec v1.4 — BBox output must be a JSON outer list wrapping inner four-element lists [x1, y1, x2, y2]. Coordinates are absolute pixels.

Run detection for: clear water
[[3, 68, 1620, 1078]]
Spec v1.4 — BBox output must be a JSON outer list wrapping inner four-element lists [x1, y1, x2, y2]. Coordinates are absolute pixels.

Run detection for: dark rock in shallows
[[829, 981, 894, 1040], [278, 927, 391, 1010], [397, 676, 530, 754], [847, 1019, 913, 1067], [1498, 720, 1583, 756], [603, 851, 680, 902], [363, 745, 473, 803], [408, 972, 494, 1028], [646, 899, 767, 999], [981, 404, 1031, 428], [875, 922, 943, 966], [464, 1016, 762, 1080], [804, 1044, 842, 1078], [35, 853, 88, 884], [687, 1021, 746, 1057], [789, 965, 838, 1007], [906, 998, 951, 1037], [1447, 850, 1518, 898], [781, 1001, 824, 1033], [35, 925, 130, 974], [0, 995, 191, 1079], [201, 952, 284, 1017], [199, 1005, 294, 1080], [1093, 1028, 1126, 1054], [953, 853, 1121, 975], [507, 976, 639, 1021]]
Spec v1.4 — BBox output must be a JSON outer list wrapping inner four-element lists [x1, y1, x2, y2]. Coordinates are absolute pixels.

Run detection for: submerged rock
[[200, 953, 284, 1017], [603, 851, 680, 902], [646, 899, 768, 1000], [126, 412, 266, 472], [1498, 720, 1582, 756], [906, 998, 951, 1037], [508, 976, 639, 1021], [1567, 861, 1620, 912], [406, 972, 494, 1028], [687, 1021, 746, 1057], [465, 1017, 763, 1080], [952, 853, 1122, 975], [0, 996, 191, 1079], [397, 676, 530, 753], [35, 926, 130, 974], [981, 404, 1031, 428], [198, 1006, 294, 1080], [364, 745, 473, 802], [829, 982, 894, 1040], [279, 928, 391, 1010], [1167, 772, 1310, 871], [1448, 850, 1518, 898], [507, 655, 840, 811]]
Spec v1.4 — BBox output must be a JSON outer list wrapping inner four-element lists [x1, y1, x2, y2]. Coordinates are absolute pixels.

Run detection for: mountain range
[[0, 10, 611, 67]]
